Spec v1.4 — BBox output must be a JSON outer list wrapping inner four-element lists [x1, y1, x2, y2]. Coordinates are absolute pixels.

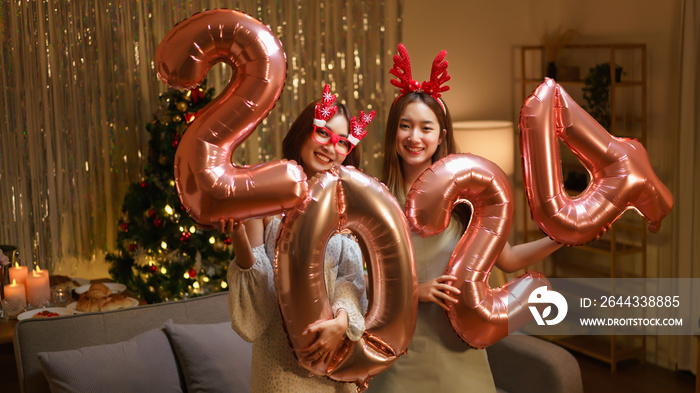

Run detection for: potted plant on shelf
[[582, 63, 623, 130], [542, 27, 579, 80]]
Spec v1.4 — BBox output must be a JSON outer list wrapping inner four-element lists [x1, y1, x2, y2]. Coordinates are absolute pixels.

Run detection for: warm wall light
[[452, 120, 514, 176]]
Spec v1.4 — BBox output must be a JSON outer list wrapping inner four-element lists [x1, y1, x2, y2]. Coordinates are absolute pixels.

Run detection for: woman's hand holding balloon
[[301, 310, 350, 365], [417, 275, 460, 311], [217, 218, 239, 235], [218, 218, 264, 269]]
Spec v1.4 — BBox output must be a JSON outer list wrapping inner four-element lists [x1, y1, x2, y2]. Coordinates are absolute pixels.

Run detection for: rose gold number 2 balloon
[[406, 154, 549, 348], [275, 165, 417, 390], [155, 9, 306, 228], [519, 79, 673, 245]]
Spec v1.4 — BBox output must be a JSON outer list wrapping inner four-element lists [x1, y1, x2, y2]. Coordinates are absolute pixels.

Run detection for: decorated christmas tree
[[106, 81, 234, 304]]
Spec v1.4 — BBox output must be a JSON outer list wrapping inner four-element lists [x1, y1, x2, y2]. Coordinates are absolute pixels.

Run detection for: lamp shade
[[452, 120, 514, 176]]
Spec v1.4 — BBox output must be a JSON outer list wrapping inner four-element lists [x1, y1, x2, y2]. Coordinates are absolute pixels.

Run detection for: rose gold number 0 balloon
[[519, 79, 673, 245], [155, 9, 307, 228], [406, 155, 549, 348], [275, 166, 418, 390]]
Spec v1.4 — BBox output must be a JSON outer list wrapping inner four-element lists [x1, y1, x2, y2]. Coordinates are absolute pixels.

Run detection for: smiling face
[[300, 112, 350, 177], [396, 101, 443, 176]]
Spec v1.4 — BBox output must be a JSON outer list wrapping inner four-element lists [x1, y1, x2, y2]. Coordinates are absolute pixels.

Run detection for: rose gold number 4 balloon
[[155, 10, 307, 228], [520, 79, 673, 245]]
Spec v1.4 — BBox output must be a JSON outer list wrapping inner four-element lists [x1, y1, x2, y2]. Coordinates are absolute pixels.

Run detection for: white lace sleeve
[[226, 220, 280, 342], [330, 235, 367, 342]]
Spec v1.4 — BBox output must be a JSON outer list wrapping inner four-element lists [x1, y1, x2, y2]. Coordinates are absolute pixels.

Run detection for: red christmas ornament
[[190, 87, 204, 104], [128, 243, 138, 252], [148, 208, 156, 218], [172, 139, 179, 148], [140, 180, 148, 188], [223, 237, 232, 245], [153, 217, 163, 228], [187, 268, 197, 278], [120, 222, 129, 232], [147, 264, 157, 273]]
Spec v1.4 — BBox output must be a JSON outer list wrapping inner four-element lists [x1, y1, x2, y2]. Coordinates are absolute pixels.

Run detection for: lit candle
[[3, 279, 27, 309], [9, 262, 28, 287], [26, 266, 50, 307]]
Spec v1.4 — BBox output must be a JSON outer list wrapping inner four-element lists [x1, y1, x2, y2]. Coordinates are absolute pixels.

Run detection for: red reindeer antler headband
[[314, 84, 338, 127], [348, 110, 376, 146], [389, 43, 450, 113]]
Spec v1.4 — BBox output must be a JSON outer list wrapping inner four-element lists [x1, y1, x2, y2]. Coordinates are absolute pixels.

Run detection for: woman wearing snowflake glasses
[[223, 84, 374, 392], [281, 84, 372, 177]]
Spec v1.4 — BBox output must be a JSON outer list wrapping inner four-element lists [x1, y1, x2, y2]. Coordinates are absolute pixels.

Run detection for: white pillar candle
[[26, 267, 50, 307], [3, 279, 27, 308], [9, 263, 28, 293]]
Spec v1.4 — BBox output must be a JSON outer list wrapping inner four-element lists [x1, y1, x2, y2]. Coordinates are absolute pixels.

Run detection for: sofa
[[14, 292, 583, 393]]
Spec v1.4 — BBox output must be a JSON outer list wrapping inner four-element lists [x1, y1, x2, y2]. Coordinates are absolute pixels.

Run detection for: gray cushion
[[164, 321, 252, 393], [37, 327, 183, 393], [487, 335, 583, 393]]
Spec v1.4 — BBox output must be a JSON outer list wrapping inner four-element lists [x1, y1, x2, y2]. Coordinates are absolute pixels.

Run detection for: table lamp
[[451, 120, 515, 177]]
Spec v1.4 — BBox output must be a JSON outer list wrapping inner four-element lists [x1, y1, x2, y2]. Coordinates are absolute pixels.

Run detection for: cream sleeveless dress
[[366, 218, 497, 392]]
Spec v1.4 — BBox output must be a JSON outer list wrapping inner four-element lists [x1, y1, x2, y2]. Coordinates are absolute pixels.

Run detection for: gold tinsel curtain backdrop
[[0, 0, 402, 277]]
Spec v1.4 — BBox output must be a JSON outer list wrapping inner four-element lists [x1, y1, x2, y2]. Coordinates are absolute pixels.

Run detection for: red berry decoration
[[153, 218, 163, 228], [187, 268, 197, 278], [141, 180, 148, 188], [180, 232, 191, 243], [35, 310, 60, 318], [223, 237, 232, 245], [148, 208, 156, 218], [147, 264, 157, 273], [120, 222, 129, 232], [128, 243, 138, 252]]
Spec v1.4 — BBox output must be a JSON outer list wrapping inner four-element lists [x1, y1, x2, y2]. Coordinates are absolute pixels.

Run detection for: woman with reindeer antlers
[[222, 84, 374, 392], [366, 44, 561, 392]]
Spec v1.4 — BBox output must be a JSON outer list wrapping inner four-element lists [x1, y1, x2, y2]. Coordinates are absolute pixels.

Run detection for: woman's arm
[[495, 236, 563, 273], [299, 235, 367, 363], [219, 218, 264, 269], [224, 217, 277, 342], [330, 236, 367, 341], [300, 247, 363, 364]]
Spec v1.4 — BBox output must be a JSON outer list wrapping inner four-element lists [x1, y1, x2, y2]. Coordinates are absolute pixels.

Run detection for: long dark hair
[[380, 91, 470, 228], [282, 100, 360, 168]]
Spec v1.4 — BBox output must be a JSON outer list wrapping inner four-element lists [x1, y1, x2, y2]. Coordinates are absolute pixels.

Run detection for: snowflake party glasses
[[312, 125, 354, 155]]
